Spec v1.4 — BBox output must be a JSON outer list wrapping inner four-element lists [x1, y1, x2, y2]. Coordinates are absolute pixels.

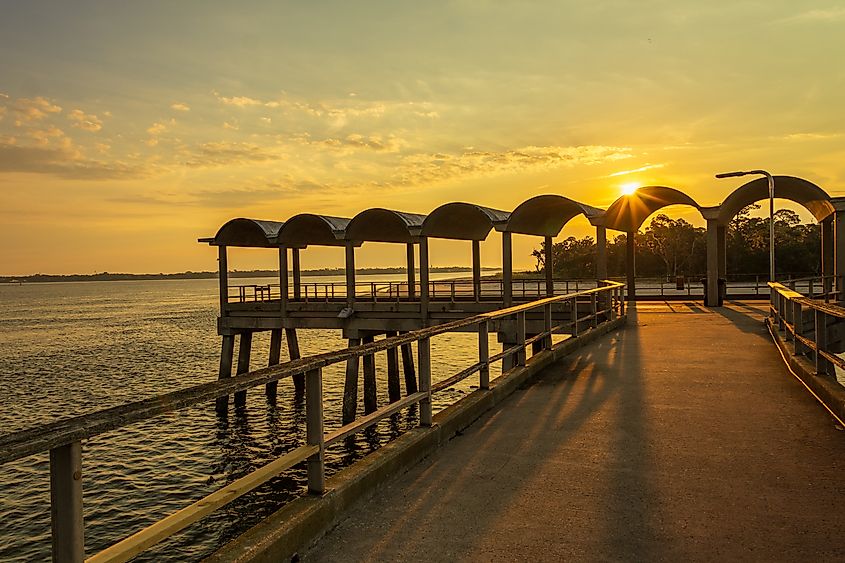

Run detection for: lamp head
[[715, 171, 749, 179]]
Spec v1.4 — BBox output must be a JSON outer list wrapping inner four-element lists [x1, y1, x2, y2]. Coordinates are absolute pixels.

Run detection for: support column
[[279, 246, 288, 315], [50, 442, 84, 563], [265, 328, 283, 401], [286, 328, 303, 397], [595, 225, 608, 280], [386, 332, 401, 403], [836, 211, 845, 304], [472, 239, 481, 301], [406, 243, 416, 300], [362, 335, 377, 414], [292, 248, 301, 300], [718, 224, 727, 302], [400, 338, 417, 394], [625, 231, 636, 301], [215, 335, 235, 415], [502, 231, 513, 307], [345, 242, 356, 307], [706, 220, 719, 307], [544, 235, 554, 296], [218, 245, 229, 316], [233, 332, 252, 408], [342, 337, 361, 424], [420, 237, 430, 320], [822, 217, 834, 300]]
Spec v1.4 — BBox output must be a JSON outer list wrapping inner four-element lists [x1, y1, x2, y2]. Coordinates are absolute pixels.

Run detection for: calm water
[[0, 275, 504, 561]]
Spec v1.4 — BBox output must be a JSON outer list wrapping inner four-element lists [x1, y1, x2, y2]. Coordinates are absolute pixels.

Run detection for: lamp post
[[716, 170, 776, 282]]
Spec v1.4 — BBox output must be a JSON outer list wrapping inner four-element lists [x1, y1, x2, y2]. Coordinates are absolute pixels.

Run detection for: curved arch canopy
[[276, 214, 350, 247], [717, 175, 833, 225], [421, 202, 509, 240], [205, 218, 284, 247], [506, 195, 604, 236], [604, 186, 701, 232], [345, 208, 427, 243]]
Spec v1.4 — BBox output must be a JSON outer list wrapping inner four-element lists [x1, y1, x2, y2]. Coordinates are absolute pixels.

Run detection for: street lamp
[[716, 170, 776, 283]]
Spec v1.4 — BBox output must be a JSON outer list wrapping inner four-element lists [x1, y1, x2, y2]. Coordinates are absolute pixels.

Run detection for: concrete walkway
[[305, 302, 845, 562]]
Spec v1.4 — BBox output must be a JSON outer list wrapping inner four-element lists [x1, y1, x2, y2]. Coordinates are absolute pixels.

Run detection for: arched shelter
[[604, 186, 703, 301], [704, 175, 837, 306], [275, 214, 353, 302], [505, 195, 607, 301], [421, 202, 510, 302]]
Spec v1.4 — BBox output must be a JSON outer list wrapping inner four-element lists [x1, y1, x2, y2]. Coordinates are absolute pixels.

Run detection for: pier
[[3, 175, 845, 561]]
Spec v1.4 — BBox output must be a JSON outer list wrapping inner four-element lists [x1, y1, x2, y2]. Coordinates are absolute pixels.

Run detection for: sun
[[620, 182, 640, 196]]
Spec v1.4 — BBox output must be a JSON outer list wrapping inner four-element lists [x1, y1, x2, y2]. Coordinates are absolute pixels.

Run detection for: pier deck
[[305, 301, 845, 562]]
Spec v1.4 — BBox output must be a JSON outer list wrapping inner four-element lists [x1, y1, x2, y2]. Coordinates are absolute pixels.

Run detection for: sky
[[1, 1, 844, 275]]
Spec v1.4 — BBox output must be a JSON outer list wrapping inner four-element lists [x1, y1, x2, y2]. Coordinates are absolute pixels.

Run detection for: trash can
[[675, 276, 685, 291], [717, 278, 727, 306]]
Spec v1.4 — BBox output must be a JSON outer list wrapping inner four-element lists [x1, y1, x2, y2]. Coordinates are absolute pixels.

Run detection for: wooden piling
[[233, 332, 252, 408], [215, 335, 235, 415], [400, 337, 417, 394], [50, 441, 84, 563], [265, 329, 283, 401], [386, 331, 401, 403], [342, 338, 361, 424], [285, 328, 303, 396], [362, 335, 377, 414]]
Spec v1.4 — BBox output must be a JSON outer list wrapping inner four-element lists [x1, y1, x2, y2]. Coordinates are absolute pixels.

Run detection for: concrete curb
[[205, 316, 626, 563], [766, 318, 845, 424]]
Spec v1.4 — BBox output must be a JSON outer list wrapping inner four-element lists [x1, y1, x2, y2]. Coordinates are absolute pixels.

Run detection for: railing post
[[570, 297, 578, 337], [418, 337, 432, 426], [305, 368, 325, 494], [815, 309, 831, 376], [544, 303, 553, 350], [478, 321, 490, 389], [793, 301, 805, 356], [50, 441, 84, 563], [609, 287, 617, 321], [516, 312, 526, 366], [590, 293, 598, 328]]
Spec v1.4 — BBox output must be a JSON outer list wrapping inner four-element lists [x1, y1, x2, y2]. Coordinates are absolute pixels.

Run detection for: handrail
[[3, 281, 625, 562]]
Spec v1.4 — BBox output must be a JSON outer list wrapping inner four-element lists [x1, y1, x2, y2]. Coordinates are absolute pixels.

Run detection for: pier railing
[[0, 282, 625, 562], [769, 281, 845, 379]]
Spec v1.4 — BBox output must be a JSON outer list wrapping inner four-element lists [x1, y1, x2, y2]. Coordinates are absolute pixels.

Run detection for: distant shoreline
[[0, 267, 501, 284]]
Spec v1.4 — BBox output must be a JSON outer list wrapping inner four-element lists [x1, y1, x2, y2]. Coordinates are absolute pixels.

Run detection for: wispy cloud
[[170, 102, 190, 112], [776, 7, 845, 24], [304, 133, 407, 153], [182, 141, 283, 167], [0, 137, 145, 180], [67, 109, 103, 132], [780, 132, 842, 141], [608, 163, 665, 177], [9, 96, 62, 125]]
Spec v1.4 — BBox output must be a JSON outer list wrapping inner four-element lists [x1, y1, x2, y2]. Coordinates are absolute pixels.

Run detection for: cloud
[[67, 109, 103, 132], [147, 121, 168, 135], [309, 133, 407, 153], [781, 132, 842, 141], [214, 92, 263, 107], [0, 138, 145, 180], [776, 7, 845, 24], [10, 96, 62, 125], [182, 141, 282, 167], [223, 120, 239, 130], [0, 106, 7, 121], [394, 145, 632, 186], [608, 163, 665, 177], [170, 102, 190, 112]]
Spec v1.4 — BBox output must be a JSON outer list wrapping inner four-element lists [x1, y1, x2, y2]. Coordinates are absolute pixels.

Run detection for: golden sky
[[2, 1, 844, 275]]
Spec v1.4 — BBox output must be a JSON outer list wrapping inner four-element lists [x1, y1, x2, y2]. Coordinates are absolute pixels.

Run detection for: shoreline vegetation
[[0, 266, 501, 284]]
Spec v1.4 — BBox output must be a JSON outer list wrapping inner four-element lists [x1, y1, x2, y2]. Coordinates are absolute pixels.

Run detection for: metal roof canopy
[[275, 214, 352, 247], [345, 208, 427, 243], [421, 202, 509, 240], [603, 186, 702, 232], [505, 195, 605, 236], [717, 175, 834, 225], [201, 218, 284, 247]]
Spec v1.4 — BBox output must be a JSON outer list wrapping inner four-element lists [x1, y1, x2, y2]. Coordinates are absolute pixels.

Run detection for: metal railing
[[0, 282, 625, 562], [769, 281, 845, 378]]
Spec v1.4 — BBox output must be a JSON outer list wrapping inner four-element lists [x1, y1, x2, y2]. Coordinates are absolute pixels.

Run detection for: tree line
[[531, 205, 821, 280]]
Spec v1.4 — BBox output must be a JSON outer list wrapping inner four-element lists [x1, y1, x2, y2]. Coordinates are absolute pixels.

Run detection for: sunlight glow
[[620, 182, 640, 196]]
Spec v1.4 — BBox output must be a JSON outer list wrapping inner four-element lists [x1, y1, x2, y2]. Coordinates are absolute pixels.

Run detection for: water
[[0, 274, 503, 561]]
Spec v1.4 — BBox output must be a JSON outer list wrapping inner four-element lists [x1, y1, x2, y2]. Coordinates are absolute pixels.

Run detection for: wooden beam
[[418, 336, 432, 426], [50, 441, 83, 563], [544, 235, 553, 297], [406, 243, 416, 300], [305, 369, 325, 494], [502, 231, 513, 307], [386, 332, 401, 402], [218, 245, 228, 316], [265, 329, 283, 401], [400, 339, 417, 394], [233, 332, 252, 408], [342, 338, 361, 424], [279, 246, 288, 315], [215, 335, 234, 415], [345, 242, 356, 307], [420, 237, 430, 320], [292, 248, 301, 300], [286, 328, 303, 397], [472, 240, 481, 302], [362, 335, 377, 414]]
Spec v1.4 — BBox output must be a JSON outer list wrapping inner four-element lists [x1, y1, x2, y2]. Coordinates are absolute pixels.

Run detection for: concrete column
[[420, 237, 430, 319], [406, 242, 416, 300], [279, 246, 288, 315], [625, 231, 636, 301], [595, 225, 607, 280], [718, 225, 727, 280], [292, 248, 301, 300], [218, 245, 228, 316], [706, 220, 720, 307], [835, 211, 845, 304], [822, 217, 834, 299], [345, 242, 356, 307], [544, 235, 554, 296], [502, 231, 513, 307], [472, 239, 481, 301]]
